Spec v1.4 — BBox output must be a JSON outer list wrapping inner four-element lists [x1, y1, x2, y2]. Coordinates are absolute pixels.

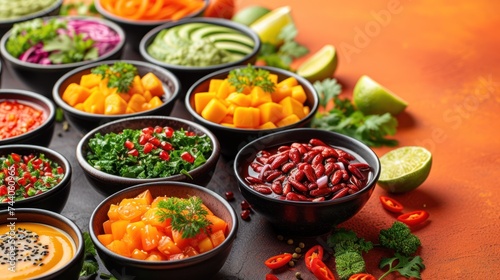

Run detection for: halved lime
[[249, 6, 293, 46], [353, 75, 408, 115], [232, 6, 271, 26], [378, 146, 432, 193], [296, 44, 338, 82]]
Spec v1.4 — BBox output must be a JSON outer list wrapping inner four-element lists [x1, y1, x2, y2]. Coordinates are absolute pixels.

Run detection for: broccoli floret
[[335, 251, 366, 280], [379, 221, 421, 256], [327, 228, 373, 255], [327, 228, 373, 280]]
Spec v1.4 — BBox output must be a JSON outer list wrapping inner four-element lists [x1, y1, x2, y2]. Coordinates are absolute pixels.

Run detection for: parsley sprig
[[228, 64, 276, 93], [91, 62, 138, 93], [311, 78, 399, 147], [157, 196, 211, 239]]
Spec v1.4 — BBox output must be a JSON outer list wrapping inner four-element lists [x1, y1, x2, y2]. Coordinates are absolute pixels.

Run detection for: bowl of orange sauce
[[0, 208, 84, 279]]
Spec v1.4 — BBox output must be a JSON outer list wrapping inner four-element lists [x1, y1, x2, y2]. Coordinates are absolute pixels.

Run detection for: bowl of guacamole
[[139, 17, 261, 96], [0, 0, 62, 37]]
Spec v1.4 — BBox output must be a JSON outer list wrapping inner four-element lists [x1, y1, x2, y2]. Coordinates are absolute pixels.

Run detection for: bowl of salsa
[[0, 89, 56, 147], [0, 144, 72, 213]]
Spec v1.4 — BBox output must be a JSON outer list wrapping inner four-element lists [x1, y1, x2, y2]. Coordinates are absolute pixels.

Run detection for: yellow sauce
[[0, 222, 76, 280]]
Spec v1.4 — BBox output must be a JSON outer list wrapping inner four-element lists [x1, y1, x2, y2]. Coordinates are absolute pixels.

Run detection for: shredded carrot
[[99, 0, 205, 21]]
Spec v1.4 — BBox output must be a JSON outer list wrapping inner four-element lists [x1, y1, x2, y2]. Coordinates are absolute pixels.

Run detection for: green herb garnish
[[228, 64, 276, 93], [91, 62, 138, 93], [157, 196, 211, 239], [311, 78, 399, 147], [80, 232, 99, 277], [257, 23, 309, 70]]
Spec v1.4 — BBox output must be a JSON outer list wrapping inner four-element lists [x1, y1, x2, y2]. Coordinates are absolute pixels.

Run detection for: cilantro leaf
[[91, 62, 138, 93], [379, 253, 425, 279], [311, 78, 399, 147]]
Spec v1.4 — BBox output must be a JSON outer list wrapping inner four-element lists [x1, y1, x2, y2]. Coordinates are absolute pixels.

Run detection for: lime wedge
[[296, 44, 338, 82], [249, 6, 293, 46], [232, 6, 271, 26], [353, 75, 408, 115], [378, 146, 432, 193]]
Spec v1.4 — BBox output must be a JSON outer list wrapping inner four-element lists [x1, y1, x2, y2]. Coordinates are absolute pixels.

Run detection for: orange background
[[238, 0, 500, 278]]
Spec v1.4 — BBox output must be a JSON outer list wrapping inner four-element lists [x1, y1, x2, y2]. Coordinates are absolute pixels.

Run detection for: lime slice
[[353, 75, 408, 115], [378, 146, 432, 193], [232, 6, 271, 26], [249, 6, 293, 46], [296, 44, 338, 82]]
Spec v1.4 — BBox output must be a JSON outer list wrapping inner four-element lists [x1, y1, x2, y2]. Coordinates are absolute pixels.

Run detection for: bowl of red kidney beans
[[0, 144, 72, 213], [233, 128, 381, 235]]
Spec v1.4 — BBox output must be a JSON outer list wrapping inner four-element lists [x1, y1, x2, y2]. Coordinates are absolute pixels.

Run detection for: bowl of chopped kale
[[76, 116, 220, 196]]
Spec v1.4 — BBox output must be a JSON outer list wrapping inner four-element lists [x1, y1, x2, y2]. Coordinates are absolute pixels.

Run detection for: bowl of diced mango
[[53, 60, 180, 134], [185, 65, 319, 156]]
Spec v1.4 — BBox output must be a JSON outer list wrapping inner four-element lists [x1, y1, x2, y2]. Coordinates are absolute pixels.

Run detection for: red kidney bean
[[313, 163, 325, 178], [350, 175, 363, 188], [330, 170, 343, 185], [331, 183, 346, 193], [286, 192, 310, 201], [321, 147, 339, 159], [335, 149, 355, 160], [348, 164, 366, 180], [324, 162, 336, 176], [303, 164, 317, 182], [271, 180, 283, 195], [347, 183, 359, 192], [245, 176, 263, 184], [281, 162, 295, 173], [265, 170, 282, 182], [291, 169, 305, 181], [340, 169, 350, 181], [250, 162, 263, 172], [312, 197, 325, 202], [307, 182, 318, 190], [310, 187, 332, 197], [289, 178, 308, 192], [331, 188, 349, 199], [309, 138, 329, 147], [256, 156, 268, 165], [311, 153, 324, 166], [252, 184, 273, 195], [260, 150, 271, 158], [288, 148, 301, 164], [291, 142, 308, 154], [277, 145, 291, 152], [338, 156, 351, 167], [350, 162, 371, 171], [270, 153, 289, 170], [282, 181, 292, 195], [302, 150, 320, 163]]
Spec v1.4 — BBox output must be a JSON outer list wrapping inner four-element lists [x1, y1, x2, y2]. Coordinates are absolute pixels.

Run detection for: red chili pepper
[[310, 257, 335, 280], [379, 196, 404, 213], [265, 273, 279, 280], [264, 253, 292, 269], [181, 151, 195, 164], [305, 245, 324, 271], [397, 210, 429, 226], [349, 273, 377, 280]]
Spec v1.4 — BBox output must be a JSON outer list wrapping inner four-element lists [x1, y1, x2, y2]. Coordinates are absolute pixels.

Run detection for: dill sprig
[[157, 196, 210, 239]]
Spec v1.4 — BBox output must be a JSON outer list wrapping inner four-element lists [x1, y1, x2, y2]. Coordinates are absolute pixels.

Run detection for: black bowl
[[89, 181, 238, 280], [185, 65, 319, 156], [94, 0, 209, 50], [0, 208, 84, 279], [140, 17, 261, 96], [76, 116, 221, 196], [0, 0, 63, 37], [234, 128, 381, 236], [0, 15, 125, 96], [0, 89, 56, 147], [52, 59, 181, 134], [0, 144, 72, 213]]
